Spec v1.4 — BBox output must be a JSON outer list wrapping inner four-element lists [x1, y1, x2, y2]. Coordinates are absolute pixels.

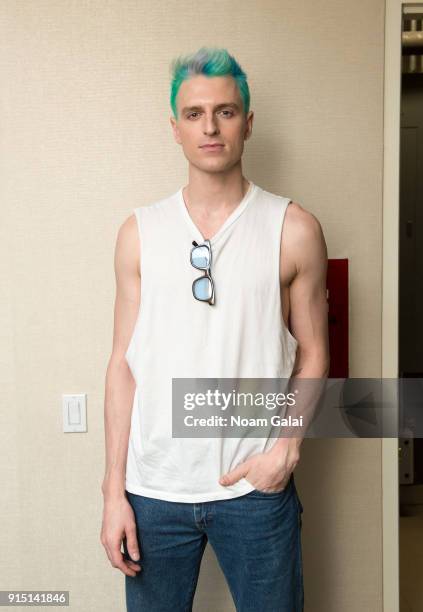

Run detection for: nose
[[203, 113, 219, 136]]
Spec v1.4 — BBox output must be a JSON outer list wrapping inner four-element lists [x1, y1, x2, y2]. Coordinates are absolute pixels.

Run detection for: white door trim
[[382, 1, 405, 610]]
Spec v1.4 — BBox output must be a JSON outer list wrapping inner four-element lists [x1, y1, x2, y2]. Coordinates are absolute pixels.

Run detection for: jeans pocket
[[246, 473, 294, 497], [247, 486, 286, 497]]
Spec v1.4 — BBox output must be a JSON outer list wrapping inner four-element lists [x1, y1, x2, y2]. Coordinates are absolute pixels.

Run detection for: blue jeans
[[124, 473, 304, 612]]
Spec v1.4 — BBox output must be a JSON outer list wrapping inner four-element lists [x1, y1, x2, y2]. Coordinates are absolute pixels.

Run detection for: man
[[101, 47, 329, 611]]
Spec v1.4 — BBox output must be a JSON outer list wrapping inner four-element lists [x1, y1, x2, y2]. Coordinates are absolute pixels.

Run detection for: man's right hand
[[100, 494, 142, 577]]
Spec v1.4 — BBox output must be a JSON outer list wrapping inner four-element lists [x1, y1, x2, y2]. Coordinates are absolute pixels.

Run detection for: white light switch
[[63, 394, 87, 432]]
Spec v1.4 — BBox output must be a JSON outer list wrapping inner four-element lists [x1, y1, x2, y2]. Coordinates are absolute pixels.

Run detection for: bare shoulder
[[115, 212, 140, 276], [118, 212, 138, 240], [283, 201, 327, 273], [285, 201, 324, 240]]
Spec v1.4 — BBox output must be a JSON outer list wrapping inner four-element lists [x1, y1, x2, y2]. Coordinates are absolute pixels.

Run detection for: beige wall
[[1, 1, 385, 610]]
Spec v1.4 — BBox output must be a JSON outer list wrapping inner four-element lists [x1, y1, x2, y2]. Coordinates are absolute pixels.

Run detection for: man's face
[[170, 74, 253, 174]]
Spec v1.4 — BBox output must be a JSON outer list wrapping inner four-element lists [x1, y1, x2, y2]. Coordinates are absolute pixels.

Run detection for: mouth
[[199, 144, 225, 151]]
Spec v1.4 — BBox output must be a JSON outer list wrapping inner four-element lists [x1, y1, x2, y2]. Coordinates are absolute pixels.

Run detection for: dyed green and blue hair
[[170, 47, 250, 119]]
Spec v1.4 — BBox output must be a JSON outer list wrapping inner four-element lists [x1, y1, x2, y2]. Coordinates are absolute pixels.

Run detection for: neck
[[183, 164, 250, 214]]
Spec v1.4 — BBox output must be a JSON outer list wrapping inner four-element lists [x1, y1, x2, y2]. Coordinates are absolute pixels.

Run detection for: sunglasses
[[190, 239, 215, 305]]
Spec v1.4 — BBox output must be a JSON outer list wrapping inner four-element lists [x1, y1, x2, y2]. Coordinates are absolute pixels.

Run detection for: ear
[[244, 110, 254, 141], [170, 116, 182, 145]]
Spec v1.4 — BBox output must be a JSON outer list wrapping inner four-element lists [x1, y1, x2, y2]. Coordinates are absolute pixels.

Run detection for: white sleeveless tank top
[[124, 181, 298, 502]]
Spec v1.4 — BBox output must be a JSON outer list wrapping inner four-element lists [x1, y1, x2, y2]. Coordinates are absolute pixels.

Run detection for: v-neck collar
[[177, 180, 257, 245]]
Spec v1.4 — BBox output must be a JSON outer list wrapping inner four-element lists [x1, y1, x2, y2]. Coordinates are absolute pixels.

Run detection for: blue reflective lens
[[193, 276, 212, 300], [191, 245, 210, 269]]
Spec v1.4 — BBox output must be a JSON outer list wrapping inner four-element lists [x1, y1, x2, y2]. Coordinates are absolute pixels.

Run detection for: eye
[[220, 110, 234, 117], [187, 112, 200, 119]]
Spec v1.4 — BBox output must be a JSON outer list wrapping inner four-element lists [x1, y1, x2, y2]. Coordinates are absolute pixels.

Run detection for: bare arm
[[100, 212, 142, 577], [269, 202, 330, 464], [102, 213, 140, 498], [285, 202, 330, 378]]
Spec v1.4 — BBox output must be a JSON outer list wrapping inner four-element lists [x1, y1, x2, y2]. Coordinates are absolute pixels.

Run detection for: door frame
[[382, 1, 408, 610]]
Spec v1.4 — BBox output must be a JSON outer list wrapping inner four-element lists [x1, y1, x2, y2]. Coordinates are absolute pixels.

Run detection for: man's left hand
[[219, 438, 301, 493]]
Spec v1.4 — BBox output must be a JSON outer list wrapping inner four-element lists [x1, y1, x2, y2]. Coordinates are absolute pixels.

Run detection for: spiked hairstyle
[[170, 47, 250, 119]]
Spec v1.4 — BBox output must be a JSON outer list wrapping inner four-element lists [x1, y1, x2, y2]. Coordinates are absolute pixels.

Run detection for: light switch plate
[[63, 393, 87, 432]]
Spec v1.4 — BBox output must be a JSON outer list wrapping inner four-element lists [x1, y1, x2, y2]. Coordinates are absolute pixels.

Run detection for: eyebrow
[[181, 102, 240, 114]]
